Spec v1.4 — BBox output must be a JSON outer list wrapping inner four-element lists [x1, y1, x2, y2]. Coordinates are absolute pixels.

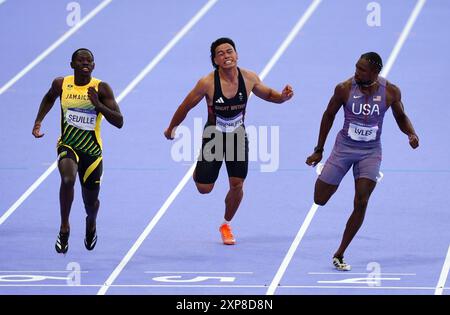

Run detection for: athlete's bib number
[[66, 108, 97, 131], [216, 113, 244, 132], [348, 123, 378, 142]]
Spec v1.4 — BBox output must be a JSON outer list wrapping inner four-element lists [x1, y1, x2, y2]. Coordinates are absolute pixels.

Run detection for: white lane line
[[97, 1, 219, 295], [308, 272, 416, 276], [97, 161, 196, 295], [0, 270, 88, 273], [266, 0, 426, 296], [0, 0, 112, 96], [0, 284, 265, 288], [278, 285, 445, 290], [0, 163, 57, 226], [317, 277, 401, 283], [118, 0, 217, 98], [258, 0, 321, 81], [435, 245, 450, 295], [0, 0, 218, 227], [0, 284, 447, 290], [381, 0, 427, 77], [266, 203, 319, 295], [96, 0, 320, 296], [144, 271, 253, 274]]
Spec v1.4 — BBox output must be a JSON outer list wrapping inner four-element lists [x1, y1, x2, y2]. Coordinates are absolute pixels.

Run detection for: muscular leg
[[334, 178, 377, 258], [193, 169, 215, 194], [314, 178, 339, 206], [195, 182, 214, 194], [58, 158, 78, 233], [82, 186, 100, 232], [224, 177, 244, 221]]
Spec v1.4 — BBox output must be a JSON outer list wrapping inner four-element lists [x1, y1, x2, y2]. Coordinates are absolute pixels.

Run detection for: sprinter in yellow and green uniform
[[32, 48, 123, 254]]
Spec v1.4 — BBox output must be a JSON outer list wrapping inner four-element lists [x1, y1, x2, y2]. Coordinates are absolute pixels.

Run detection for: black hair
[[210, 37, 236, 69], [71, 48, 94, 62], [360, 52, 383, 73]]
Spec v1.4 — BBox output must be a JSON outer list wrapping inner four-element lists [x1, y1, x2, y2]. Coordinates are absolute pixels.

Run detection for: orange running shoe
[[219, 223, 236, 245]]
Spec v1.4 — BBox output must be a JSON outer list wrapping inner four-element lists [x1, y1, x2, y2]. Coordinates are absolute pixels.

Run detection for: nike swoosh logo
[[353, 95, 363, 99]]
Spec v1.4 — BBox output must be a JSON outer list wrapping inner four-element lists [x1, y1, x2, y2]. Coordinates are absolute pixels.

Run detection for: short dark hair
[[71, 48, 94, 62], [210, 37, 236, 69], [360, 52, 383, 73]]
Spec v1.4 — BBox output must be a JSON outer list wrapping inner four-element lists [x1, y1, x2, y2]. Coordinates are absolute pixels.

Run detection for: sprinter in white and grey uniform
[[306, 52, 419, 271]]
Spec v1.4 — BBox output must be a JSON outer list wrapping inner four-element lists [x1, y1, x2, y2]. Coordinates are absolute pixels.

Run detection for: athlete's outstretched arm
[[32, 77, 63, 138], [251, 72, 293, 104], [88, 82, 123, 129], [389, 84, 419, 149], [306, 83, 346, 166], [164, 77, 208, 140]]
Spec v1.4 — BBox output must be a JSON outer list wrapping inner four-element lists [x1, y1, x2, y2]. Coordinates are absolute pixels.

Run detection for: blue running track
[[0, 0, 449, 295]]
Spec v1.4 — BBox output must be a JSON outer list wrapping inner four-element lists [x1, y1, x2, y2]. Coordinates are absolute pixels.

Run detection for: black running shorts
[[194, 126, 249, 184], [57, 144, 103, 190]]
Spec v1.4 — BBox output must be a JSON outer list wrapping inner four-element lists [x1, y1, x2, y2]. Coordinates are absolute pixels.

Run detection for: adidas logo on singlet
[[216, 97, 224, 104]]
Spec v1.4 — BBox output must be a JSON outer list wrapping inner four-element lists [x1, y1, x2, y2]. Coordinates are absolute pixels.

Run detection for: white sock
[[222, 220, 231, 226]]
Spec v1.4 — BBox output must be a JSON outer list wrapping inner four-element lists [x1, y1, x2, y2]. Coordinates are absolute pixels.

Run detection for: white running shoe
[[316, 162, 324, 176], [333, 256, 351, 271], [376, 171, 384, 183]]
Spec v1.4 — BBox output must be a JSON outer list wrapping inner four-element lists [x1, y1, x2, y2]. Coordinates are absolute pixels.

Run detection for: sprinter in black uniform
[[164, 38, 293, 245], [195, 67, 249, 185]]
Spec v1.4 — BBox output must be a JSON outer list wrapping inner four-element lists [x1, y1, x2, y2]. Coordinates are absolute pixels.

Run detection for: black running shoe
[[84, 217, 97, 251], [55, 230, 69, 254]]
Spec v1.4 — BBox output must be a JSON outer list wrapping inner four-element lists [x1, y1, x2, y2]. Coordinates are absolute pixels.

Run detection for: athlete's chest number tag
[[66, 108, 97, 131], [348, 123, 378, 142], [216, 113, 244, 133]]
